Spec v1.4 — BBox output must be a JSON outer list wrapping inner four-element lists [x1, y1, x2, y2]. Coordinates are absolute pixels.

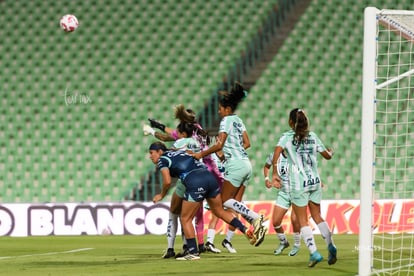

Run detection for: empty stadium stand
[[0, 0, 412, 203]]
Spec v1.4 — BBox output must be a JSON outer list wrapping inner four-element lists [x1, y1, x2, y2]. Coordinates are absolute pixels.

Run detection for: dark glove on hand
[[148, 118, 166, 132]]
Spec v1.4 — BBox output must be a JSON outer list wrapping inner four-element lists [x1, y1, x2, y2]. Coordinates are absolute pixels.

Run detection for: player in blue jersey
[[149, 141, 259, 260], [271, 108, 336, 267], [144, 106, 223, 255], [164, 122, 203, 258], [263, 152, 301, 256], [192, 82, 267, 250]]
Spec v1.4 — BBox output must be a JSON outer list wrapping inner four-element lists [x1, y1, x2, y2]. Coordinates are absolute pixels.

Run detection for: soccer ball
[[60, 14, 79, 32]]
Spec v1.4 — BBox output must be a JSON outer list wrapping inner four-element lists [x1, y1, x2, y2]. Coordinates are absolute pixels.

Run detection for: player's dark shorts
[[182, 168, 220, 202]]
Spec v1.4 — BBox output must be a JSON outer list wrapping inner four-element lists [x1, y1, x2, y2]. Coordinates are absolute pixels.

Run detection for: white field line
[[0, 248, 94, 260]]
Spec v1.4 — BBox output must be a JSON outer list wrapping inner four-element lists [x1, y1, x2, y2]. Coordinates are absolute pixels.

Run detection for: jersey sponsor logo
[[232, 121, 243, 131], [303, 176, 320, 188], [292, 138, 316, 146]]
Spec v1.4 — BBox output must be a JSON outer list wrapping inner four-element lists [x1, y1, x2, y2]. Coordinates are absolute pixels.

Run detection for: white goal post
[[360, 7, 414, 276]]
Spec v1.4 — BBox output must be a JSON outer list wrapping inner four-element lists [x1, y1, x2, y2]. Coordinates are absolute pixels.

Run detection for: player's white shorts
[[290, 188, 322, 207], [222, 158, 252, 188], [274, 190, 291, 210]]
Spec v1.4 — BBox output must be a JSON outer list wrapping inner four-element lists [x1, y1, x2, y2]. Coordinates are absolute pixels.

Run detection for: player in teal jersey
[[263, 152, 301, 256], [271, 108, 336, 267], [192, 82, 267, 249]]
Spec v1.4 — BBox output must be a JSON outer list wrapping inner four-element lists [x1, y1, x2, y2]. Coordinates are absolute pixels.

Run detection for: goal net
[[360, 7, 414, 276]]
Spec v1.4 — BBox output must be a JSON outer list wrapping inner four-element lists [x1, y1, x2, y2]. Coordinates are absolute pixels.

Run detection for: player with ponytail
[[192, 82, 267, 250], [271, 108, 336, 267]]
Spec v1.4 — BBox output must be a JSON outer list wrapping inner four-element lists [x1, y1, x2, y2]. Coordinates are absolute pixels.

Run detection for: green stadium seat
[[2, 0, 411, 203]]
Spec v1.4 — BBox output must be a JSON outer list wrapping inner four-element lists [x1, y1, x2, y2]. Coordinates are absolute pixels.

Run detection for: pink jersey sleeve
[[171, 129, 179, 140]]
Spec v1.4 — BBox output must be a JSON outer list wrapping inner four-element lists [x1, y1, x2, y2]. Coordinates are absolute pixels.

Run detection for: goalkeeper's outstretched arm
[[143, 124, 175, 141], [147, 118, 176, 141], [154, 131, 175, 142]]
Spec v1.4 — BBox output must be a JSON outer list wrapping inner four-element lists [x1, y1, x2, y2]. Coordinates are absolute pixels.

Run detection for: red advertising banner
[[0, 199, 413, 237]]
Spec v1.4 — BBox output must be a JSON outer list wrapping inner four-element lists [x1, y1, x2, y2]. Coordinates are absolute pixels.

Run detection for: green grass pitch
[[0, 234, 359, 276]]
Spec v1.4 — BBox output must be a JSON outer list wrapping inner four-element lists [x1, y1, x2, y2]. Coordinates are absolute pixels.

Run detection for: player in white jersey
[[271, 108, 336, 267], [264, 152, 301, 256], [192, 82, 267, 249]]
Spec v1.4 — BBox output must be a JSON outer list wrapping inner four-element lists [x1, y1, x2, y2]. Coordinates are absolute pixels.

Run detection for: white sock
[[301, 226, 317, 254], [317, 221, 333, 246], [274, 226, 287, 244], [167, 212, 178, 249], [293, 232, 301, 247], [277, 233, 288, 244], [223, 199, 259, 224], [207, 228, 216, 244], [225, 230, 235, 242]]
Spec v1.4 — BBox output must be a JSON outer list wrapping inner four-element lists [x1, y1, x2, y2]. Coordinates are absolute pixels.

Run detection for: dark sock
[[229, 218, 247, 233], [186, 238, 198, 254]]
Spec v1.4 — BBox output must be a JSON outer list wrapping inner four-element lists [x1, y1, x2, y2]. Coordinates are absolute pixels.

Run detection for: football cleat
[[308, 251, 323, 267], [222, 239, 237, 253], [161, 248, 175, 259], [175, 253, 200, 261], [198, 243, 206, 253], [288, 246, 300, 256], [327, 243, 337, 265], [245, 229, 256, 245], [274, 241, 289, 255], [205, 242, 221, 253]]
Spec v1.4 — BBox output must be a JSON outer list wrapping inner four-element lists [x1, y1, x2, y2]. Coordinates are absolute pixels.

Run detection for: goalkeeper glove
[[143, 124, 155, 136], [148, 118, 166, 132]]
